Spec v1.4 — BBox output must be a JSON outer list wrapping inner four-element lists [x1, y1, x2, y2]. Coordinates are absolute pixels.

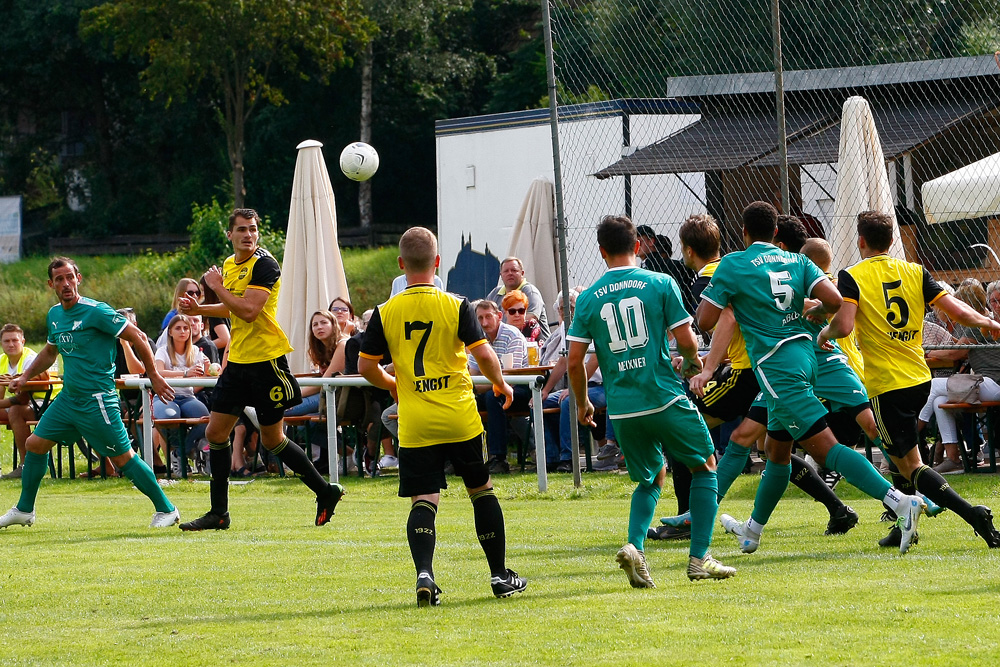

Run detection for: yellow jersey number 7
[[405, 320, 433, 377]]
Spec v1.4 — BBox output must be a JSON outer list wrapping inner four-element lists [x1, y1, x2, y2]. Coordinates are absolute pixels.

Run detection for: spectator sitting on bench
[[199, 276, 231, 353], [470, 299, 529, 474], [155, 278, 202, 349], [329, 297, 357, 339], [918, 282, 1000, 474], [286, 310, 346, 418], [1, 323, 57, 480], [153, 314, 210, 471], [502, 290, 541, 344]]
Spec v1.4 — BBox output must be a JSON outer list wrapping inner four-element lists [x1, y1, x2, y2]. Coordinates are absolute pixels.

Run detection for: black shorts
[[690, 365, 759, 423], [870, 382, 931, 458], [212, 356, 302, 426], [397, 434, 489, 498]]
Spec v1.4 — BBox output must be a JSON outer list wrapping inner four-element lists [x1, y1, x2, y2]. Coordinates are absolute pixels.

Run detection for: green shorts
[[814, 350, 869, 413], [612, 397, 714, 487], [754, 341, 828, 441], [33, 391, 133, 458]]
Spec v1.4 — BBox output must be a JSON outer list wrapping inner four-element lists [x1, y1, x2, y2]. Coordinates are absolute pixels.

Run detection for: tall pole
[[542, 0, 581, 488], [771, 0, 790, 213]]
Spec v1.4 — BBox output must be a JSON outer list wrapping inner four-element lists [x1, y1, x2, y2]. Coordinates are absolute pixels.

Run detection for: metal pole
[[542, 0, 582, 488], [771, 0, 790, 213]]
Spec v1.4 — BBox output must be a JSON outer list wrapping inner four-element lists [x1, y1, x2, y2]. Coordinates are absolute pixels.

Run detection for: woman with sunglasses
[[501, 290, 540, 343], [328, 297, 357, 338]]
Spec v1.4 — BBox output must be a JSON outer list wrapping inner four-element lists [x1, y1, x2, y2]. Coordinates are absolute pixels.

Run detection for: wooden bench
[[937, 401, 1000, 473]]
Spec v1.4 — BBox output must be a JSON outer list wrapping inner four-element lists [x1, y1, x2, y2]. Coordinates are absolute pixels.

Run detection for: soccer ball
[[339, 142, 379, 182]]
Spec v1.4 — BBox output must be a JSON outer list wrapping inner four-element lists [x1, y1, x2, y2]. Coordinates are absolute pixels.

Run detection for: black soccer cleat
[[970, 506, 1000, 548], [878, 525, 918, 548], [490, 569, 528, 598], [416, 573, 442, 608], [647, 523, 691, 541], [316, 483, 346, 526], [179, 511, 231, 531], [825, 505, 860, 535]]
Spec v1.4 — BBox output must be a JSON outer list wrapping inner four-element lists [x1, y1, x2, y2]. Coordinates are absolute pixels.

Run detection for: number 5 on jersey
[[600, 297, 649, 353]]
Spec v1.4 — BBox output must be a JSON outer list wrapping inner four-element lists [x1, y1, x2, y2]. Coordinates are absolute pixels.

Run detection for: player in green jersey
[[567, 215, 735, 585], [699, 202, 927, 555], [1, 257, 180, 530]]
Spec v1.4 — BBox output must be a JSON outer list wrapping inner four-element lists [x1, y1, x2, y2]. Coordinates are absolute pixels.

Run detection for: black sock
[[407, 500, 437, 576], [270, 437, 328, 496], [790, 454, 842, 514], [913, 465, 975, 523], [209, 443, 232, 515], [891, 471, 916, 495], [670, 455, 692, 514], [471, 488, 506, 576]]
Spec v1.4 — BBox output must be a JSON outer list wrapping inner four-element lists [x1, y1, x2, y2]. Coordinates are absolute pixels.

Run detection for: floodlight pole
[[543, 0, 581, 489], [771, 0, 790, 213]]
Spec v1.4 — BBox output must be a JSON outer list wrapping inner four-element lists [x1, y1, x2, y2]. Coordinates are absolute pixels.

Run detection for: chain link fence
[[545, 0, 1000, 290]]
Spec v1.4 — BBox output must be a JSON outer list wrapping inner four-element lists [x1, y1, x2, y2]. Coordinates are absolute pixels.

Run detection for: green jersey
[[701, 242, 828, 366], [567, 265, 690, 418], [46, 297, 128, 397]]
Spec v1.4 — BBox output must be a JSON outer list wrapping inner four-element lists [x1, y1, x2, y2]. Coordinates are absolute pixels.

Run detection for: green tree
[[81, 0, 372, 209]]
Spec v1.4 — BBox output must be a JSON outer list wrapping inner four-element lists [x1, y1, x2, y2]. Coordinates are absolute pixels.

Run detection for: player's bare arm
[[695, 298, 723, 332], [689, 307, 735, 397], [935, 293, 1000, 338], [469, 343, 513, 409], [673, 322, 703, 380], [819, 301, 857, 351], [358, 356, 398, 401], [566, 340, 595, 428], [120, 322, 175, 403], [6, 343, 58, 395]]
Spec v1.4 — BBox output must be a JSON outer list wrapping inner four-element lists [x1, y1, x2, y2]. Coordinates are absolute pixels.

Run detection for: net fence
[[545, 0, 1000, 291]]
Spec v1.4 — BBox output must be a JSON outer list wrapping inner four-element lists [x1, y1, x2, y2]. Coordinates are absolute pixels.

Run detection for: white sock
[[883, 487, 908, 513], [747, 518, 765, 535]]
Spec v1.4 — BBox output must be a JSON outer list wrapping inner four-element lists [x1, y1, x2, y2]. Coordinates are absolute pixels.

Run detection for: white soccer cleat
[[897, 495, 926, 555], [0, 506, 35, 529], [720, 513, 760, 553], [378, 455, 399, 469], [150, 508, 181, 528], [615, 543, 655, 588]]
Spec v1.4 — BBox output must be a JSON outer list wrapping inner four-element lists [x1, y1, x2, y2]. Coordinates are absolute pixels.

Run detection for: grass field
[[1, 466, 998, 666]]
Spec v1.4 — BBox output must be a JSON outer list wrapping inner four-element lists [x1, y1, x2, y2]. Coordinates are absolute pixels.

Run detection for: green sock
[[749, 461, 791, 526], [715, 441, 751, 501], [121, 457, 175, 513], [688, 470, 719, 560], [826, 443, 891, 500], [16, 451, 49, 513], [628, 482, 661, 551]]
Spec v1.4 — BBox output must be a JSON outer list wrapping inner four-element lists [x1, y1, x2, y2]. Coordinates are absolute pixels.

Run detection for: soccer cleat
[[490, 569, 528, 598], [896, 495, 926, 555], [969, 506, 1000, 549], [921, 494, 945, 518], [819, 467, 842, 491], [416, 572, 442, 607], [825, 505, 859, 535], [315, 483, 345, 526], [615, 543, 655, 588], [647, 523, 691, 541], [878, 525, 917, 548], [0, 506, 35, 529], [687, 554, 736, 581], [150, 508, 181, 528], [659, 510, 691, 527], [378, 455, 399, 469], [720, 513, 760, 554], [179, 511, 231, 531]]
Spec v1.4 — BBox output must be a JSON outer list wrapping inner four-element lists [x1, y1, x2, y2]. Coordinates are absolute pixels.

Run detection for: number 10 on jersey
[[600, 297, 649, 353]]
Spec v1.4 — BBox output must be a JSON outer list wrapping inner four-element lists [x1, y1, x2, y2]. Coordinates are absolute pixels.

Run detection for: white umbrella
[[276, 140, 351, 374], [922, 152, 1000, 224], [830, 96, 906, 271], [506, 177, 559, 317]]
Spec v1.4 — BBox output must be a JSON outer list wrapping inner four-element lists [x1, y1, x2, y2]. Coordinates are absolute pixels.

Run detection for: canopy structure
[[276, 140, 351, 374], [923, 152, 1000, 224]]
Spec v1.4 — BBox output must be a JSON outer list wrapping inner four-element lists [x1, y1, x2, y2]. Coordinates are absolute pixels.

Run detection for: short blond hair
[[801, 238, 832, 272], [399, 227, 438, 272]]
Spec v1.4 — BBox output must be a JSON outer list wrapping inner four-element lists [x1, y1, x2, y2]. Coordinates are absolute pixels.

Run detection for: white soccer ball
[[339, 142, 379, 182]]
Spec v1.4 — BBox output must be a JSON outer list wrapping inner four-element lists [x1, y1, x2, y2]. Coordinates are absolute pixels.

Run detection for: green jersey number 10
[[600, 297, 649, 353]]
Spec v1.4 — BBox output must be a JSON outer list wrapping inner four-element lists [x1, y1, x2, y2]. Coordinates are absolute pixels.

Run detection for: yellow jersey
[[694, 260, 751, 370], [839, 255, 945, 397], [359, 284, 487, 447], [222, 247, 293, 364]]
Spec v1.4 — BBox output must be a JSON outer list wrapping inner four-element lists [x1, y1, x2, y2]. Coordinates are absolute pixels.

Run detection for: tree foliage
[[80, 0, 372, 208]]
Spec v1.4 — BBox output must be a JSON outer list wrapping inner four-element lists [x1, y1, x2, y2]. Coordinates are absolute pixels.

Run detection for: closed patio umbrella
[[276, 140, 350, 374], [506, 176, 559, 317], [922, 152, 1000, 224]]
